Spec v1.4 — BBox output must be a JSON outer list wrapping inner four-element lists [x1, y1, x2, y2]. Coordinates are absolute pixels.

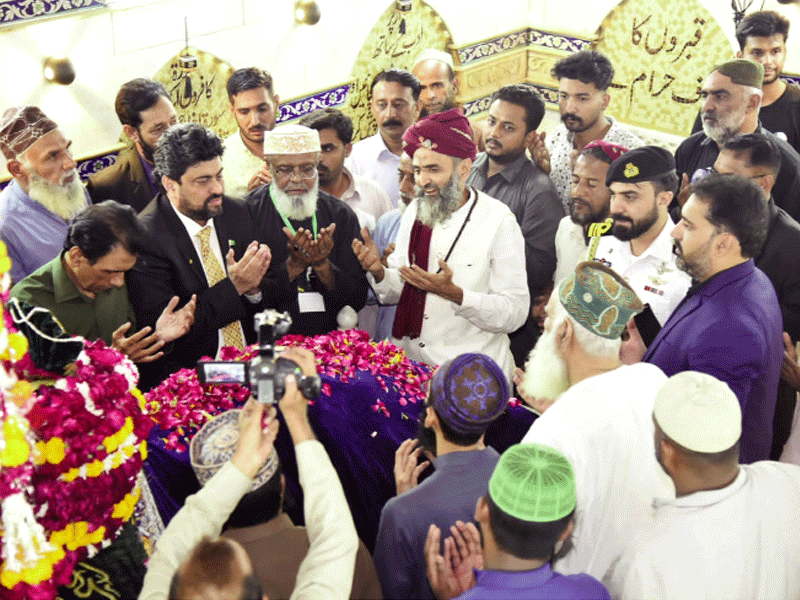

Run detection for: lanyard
[[272, 196, 318, 239]]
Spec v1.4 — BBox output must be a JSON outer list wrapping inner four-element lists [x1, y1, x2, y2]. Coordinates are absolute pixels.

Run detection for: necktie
[[197, 226, 245, 350]]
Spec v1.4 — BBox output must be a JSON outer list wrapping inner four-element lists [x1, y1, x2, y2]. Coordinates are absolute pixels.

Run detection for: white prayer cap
[[414, 48, 455, 70], [263, 123, 320, 156], [653, 371, 741, 453]]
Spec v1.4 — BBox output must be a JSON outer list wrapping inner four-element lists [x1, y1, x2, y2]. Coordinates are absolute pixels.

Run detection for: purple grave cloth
[[144, 368, 536, 551]]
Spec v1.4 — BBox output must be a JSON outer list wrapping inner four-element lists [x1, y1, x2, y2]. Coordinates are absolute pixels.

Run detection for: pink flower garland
[[1, 341, 152, 600]]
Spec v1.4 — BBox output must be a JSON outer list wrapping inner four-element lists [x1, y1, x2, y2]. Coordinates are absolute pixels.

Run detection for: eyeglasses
[[273, 164, 317, 180]]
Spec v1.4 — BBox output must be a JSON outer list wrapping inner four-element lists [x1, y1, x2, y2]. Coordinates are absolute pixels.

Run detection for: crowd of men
[[1, 8, 800, 600]]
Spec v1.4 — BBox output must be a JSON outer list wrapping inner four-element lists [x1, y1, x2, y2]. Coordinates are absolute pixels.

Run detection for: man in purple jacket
[[642, 172, 783, 463]]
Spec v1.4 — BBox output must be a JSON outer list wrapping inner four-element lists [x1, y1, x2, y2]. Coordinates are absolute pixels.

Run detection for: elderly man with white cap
[[0, 105, 90, 284], [612, 371, 800, 600], [248, 123, 367, 335]]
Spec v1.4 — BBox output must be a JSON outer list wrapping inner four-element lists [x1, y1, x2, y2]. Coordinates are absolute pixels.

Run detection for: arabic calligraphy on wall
[[596, 0, 731, 135], [348, 0, 455, 141], [154, 47, 237, 139]]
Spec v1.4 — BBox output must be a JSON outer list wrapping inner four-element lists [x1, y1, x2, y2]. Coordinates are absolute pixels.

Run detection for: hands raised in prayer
[[425, 521, 483, 600], [394, 438, 432, 496]]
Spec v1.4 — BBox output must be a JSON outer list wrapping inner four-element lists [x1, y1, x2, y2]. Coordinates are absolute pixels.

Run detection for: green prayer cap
[[488, 443, 576, 522], [712, 59, 764, 88], [559, 261, 644, 340]]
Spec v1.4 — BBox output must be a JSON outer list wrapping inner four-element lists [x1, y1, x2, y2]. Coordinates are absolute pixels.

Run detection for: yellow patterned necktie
[[197, 226, 245, 350]]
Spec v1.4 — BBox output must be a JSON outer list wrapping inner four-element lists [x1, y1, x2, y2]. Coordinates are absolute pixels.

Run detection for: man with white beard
[[0, 106, 89, 284], [248, 124, 367, 335], [518, 261, 673, 586], [353, 108, 529, 382]]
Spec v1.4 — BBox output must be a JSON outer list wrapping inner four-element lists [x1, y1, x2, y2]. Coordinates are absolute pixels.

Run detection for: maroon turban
[[0, 106, 58, 160], [583, 140, 628, 163], [402, 108, 477, 161]]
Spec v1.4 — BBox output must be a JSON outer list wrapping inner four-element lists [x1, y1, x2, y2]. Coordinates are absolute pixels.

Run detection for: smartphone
[[633, 304, 662, 348]]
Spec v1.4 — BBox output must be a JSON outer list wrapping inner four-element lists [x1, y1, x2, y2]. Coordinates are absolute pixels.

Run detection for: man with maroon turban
[[352, 108, 529, 381]]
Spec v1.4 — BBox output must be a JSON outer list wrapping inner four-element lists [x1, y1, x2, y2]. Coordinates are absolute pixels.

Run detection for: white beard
[[270, 180, 318, 221], [415, 173, 463, 228], [27, 170, 87, 220], [520, 323, 570, 402]]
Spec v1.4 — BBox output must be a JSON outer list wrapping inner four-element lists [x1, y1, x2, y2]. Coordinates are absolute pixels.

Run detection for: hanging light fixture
[[43, 57, 76, 85], [294, 0, 321, 25]]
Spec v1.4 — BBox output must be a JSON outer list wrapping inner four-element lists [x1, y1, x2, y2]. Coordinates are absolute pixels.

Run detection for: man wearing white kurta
[[518, 262, 673, 585], [612, 371, 800, 600], [352, 109, 528, 382]]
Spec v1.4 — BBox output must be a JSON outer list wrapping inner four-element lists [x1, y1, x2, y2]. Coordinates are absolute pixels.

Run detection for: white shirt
[[341, 167, 394, 222], [370, 188, 529, 382], [553, 215, 588, 285], [139, 441, 358, 600], [546, 117, 644, 212], [521, 363, 674, 584], [170, 202, 247, 356], [612, 462, 800, 600], [222, 130, 265, 199], [592, 218, 690, 325], [346, 133, 401, 206]]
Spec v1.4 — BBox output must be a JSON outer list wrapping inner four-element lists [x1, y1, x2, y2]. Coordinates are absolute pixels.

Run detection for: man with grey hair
[[675, 58, 800, 221], [0, 105, 90, 283], [518, 261, 672, 585], [612, 371, 800, 600], [248, 123, 367, 335]]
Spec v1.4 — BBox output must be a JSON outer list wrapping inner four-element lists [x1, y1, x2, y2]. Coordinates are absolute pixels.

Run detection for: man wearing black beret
[[593, 146, 690, 325]]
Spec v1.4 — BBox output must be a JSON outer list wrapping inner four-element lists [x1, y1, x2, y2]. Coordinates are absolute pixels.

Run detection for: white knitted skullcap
[[654, 371, 741, 453], [263, 124, 320, 155], [414, 49, 454, 70]]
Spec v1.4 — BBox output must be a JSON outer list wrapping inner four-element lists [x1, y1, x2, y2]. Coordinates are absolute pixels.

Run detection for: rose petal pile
[[146, 329, 433, 451]]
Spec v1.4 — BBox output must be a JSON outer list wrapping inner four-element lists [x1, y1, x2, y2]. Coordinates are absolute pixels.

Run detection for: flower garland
[[0, 235, 153, 600], [146, 329, 433, 452]]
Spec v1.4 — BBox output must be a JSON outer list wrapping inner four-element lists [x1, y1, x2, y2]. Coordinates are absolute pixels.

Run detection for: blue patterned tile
[[278, 85, 350, 123], [0, 0, 105, 26], [459, 28, 591, 65]]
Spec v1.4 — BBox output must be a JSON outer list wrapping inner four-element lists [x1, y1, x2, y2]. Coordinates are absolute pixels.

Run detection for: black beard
[[137, 129, 156, 164], [611, 207, 659, 241]]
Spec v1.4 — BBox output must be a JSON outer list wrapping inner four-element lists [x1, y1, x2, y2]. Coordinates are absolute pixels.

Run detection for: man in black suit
[[87, 79, 178, 212], [248, 124, 368, 335], [127, 123, 274, 389], [713, 132, 800, 458]]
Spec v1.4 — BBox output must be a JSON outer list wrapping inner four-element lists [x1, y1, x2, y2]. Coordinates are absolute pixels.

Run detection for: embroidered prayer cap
[[430, 352, 509, 435], [559, 261, 643, 339], [190, 408, 279, 491], [0, 106, 58, 160], [413, 48, 455, 70], [489, 443, 576, 522], [582, 140, 628, 163], [654, 371, 741, 453], [606, 145, 675, 186], [402, 108, 477, 161], [263, 123, 321, 156], [712, 58, 764, 89]]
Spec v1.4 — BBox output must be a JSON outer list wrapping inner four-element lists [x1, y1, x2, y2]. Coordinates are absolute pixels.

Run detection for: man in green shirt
[[11, 200, 195, 363]]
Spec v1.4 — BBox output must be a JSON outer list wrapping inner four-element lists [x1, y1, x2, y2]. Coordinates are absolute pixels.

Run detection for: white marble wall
[[0, 0, 797, 178]]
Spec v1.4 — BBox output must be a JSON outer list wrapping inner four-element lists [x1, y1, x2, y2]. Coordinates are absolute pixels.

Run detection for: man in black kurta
[[248, 123, 367, 336]]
